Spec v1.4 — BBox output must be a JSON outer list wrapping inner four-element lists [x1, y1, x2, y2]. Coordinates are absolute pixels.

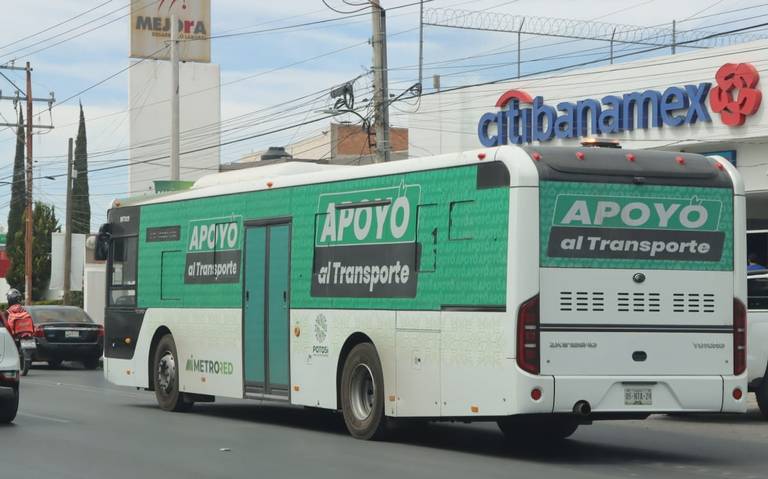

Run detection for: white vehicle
[[746, 230, 768, 417], [0, 321, 20, 423], [100, 145, 747, 441]]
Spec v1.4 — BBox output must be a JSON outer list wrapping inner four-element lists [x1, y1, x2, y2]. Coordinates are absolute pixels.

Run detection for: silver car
[[0, 320, 20, 423]]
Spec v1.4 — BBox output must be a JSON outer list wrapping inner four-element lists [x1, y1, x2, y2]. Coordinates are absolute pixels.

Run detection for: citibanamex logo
[[709, 63, 762, 126]]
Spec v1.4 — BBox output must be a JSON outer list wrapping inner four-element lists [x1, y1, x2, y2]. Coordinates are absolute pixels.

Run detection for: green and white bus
[[101, 145, 747, 440]]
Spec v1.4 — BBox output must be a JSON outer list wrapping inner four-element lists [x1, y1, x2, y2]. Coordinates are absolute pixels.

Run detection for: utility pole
[[371, 0, 391, 163], [170, 13, 180, 180], [0, 63, 55, 304], [25, 62, 33, 305], [672, 20, 676, 55], [63, 138, 73, 305], [418, 0, 424, 90]]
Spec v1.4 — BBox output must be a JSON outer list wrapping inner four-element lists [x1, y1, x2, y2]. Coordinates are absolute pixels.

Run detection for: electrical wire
[[1, 0, 160, 64], [322, 0, 371, 15], [0, 0, 116, 53]]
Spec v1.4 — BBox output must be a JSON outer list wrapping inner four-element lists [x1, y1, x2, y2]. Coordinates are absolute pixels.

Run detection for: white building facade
[[409, 40, 768, 226], [128, 61, 221, 195]]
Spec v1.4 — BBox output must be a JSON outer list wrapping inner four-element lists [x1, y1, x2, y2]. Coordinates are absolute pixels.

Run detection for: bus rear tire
[[340, 343, 388, 440], [756, 379, 768, 419], [153, 335, 193, 412], [497, 415, 579, 442]]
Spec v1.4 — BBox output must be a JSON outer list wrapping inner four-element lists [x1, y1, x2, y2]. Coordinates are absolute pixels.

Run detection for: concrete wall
[[128, 60, 220, 195], [84, 264, 106, 325]]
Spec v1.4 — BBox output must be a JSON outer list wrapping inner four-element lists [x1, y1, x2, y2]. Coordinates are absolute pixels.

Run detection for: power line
[[322, 0, 371, 15], [411, 22, 768, 100], [27, 0, 471, 132], [0, 0, 159, 63], [0, 0, 115, 52], [28, 26, 759, 188], [405, 2, 768, 76]]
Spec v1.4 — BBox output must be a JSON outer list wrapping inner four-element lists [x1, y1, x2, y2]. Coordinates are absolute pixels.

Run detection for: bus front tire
[[153, 335, 193, 412], [497, 415, 579, 442], [82, 357, 101, 370], [0, 388, 18, 424], [340, 343, 388, 440]]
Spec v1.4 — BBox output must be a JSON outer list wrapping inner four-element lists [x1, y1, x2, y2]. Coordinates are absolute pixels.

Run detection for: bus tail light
[[734, 298, 747, 376], [517, 294, 540, 375], [733, 387, 743, 400]]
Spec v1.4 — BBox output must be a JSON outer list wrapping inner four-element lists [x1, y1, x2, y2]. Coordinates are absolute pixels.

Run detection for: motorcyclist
[[6, 289, 34, 375], [6, 289, 33, 339]]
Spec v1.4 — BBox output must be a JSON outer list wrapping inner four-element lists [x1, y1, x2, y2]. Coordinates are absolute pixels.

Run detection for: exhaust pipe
[[573, 400, 591, 416]]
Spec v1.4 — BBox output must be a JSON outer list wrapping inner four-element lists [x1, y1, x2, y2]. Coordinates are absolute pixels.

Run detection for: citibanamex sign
[[477, 63, 762, 146]]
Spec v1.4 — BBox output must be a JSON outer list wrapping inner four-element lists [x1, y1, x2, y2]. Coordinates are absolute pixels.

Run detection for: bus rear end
[[526, 146, 746, 416]]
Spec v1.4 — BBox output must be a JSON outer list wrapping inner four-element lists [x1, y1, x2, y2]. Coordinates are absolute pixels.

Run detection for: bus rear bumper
[[551, 375, 747, 414], [104, 357, 148, 389]]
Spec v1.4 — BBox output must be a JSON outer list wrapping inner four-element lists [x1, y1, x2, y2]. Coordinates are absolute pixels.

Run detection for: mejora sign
[[478, 63, 762, 146], [311, 183, 421, 298], [130, 0, 211, 62]]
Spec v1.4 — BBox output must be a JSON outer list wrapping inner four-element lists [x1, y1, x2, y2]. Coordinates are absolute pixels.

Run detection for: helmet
[[6, 289, 22, 306]]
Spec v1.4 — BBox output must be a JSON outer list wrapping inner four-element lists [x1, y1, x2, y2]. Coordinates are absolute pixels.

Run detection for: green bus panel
[[136, 164, 509, 310]]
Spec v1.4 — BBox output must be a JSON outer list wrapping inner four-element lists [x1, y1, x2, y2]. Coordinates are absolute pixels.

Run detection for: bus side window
[[448, 200, 475, 241], [417, 203, 438, 272]]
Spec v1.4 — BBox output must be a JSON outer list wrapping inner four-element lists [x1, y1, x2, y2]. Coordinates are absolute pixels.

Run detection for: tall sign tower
[[128, 0, 221, 195]]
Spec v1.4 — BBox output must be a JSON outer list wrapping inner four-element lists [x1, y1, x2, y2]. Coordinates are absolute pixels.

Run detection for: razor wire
[[423, 8, 768, 48]]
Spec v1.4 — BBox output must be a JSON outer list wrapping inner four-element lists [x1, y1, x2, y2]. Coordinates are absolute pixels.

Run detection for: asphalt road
[[2, 365, 768, 479]]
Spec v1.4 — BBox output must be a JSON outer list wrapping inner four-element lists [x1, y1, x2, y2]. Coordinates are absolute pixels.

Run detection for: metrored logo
[[709, 63, 762, 126]]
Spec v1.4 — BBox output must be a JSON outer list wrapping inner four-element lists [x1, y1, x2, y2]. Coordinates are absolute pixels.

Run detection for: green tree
[[6, 202, 60, 300], [72, 102, 90, 234], [6, 109, 26, 251]]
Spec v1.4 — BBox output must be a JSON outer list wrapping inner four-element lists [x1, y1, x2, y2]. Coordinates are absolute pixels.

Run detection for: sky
[[0, 0, 764, 231]]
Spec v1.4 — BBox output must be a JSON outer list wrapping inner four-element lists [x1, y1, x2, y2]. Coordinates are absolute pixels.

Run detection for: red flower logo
[[709, 63, 762, 126]]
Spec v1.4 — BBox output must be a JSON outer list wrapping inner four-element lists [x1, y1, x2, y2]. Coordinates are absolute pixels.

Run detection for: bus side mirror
[[94, 224, 111, 261]]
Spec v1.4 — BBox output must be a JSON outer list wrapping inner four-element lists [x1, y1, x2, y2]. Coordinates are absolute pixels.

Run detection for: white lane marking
[[18, 412, 71, 424], [21, 378, 150, 400]]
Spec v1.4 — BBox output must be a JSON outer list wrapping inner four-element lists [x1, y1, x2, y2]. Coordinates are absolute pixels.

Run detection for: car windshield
[[27, 307, 94, 324]]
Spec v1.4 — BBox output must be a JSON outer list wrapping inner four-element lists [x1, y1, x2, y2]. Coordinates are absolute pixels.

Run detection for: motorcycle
[[15, 334, 35, 376]]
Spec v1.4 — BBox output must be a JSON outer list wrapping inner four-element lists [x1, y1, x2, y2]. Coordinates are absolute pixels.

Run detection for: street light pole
[[63, 138, 73, 305], [170, 13, 180, 180]]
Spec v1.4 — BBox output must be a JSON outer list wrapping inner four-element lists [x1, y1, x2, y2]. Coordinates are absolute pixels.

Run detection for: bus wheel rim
[[350, 363, 375, 421], [157, 351, 176, 394]]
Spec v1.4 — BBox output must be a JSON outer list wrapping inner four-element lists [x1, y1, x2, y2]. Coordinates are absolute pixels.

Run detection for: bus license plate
[[65, 330, 79, 338], [625, 388, 652, 406]]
